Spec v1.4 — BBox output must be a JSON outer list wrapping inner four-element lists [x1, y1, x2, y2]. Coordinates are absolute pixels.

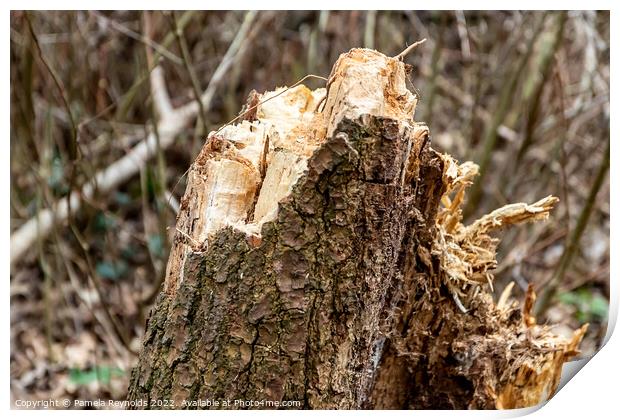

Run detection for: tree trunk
[[127, 49, 585, 409]]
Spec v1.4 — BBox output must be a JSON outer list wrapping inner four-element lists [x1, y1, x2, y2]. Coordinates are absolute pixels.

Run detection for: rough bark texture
[[128, 49, 585, 409]]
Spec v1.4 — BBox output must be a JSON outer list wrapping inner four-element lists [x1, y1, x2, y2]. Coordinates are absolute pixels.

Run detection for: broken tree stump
[[127, 48, 586, 409]]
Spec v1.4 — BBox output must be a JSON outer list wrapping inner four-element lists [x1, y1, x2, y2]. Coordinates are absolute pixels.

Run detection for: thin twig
[[68, 224, 135, 354], [25, 13, 77, 156], [169, 11, 209, 134], [91, 11, 183, 65], [394, 38, 427, 60], [534, 137, 609, 317]]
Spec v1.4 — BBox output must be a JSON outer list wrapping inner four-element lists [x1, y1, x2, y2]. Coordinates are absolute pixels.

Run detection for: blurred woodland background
[[10, 11, 609, 406]]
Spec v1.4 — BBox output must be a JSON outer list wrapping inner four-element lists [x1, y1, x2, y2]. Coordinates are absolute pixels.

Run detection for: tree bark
[[127, 49, 585, 409]]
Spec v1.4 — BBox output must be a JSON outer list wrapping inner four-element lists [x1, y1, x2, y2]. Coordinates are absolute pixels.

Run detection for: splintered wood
[[137, 48, 586, 410], [163, 49, 421, 294], [178, 50, 419, 249]]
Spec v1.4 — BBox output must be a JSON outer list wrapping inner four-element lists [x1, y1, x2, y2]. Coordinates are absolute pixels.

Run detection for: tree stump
[[127, 48, 586, 409]]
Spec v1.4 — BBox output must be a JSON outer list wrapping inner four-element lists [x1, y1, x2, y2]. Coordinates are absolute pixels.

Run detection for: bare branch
[[394, 38, 427, 60]]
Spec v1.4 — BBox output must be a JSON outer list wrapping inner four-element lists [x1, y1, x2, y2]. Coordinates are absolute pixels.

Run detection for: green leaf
[[69, 366, 125, 385], [93, 212, 117, 232], [558, 289, 608, 322], [121, 244, 138, 259], [558, 291, 579, 306], [114, 191, 132, 206], [96, 260, 129, 280], [589, 295, 609, 320], [147, 234, 165, 258]]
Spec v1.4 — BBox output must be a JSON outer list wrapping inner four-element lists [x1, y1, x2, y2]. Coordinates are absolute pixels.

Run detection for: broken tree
[[127, 48, 586, 409]]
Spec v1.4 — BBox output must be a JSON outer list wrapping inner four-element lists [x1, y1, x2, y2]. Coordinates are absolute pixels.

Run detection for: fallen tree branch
[[150, 66, 173, 118]]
